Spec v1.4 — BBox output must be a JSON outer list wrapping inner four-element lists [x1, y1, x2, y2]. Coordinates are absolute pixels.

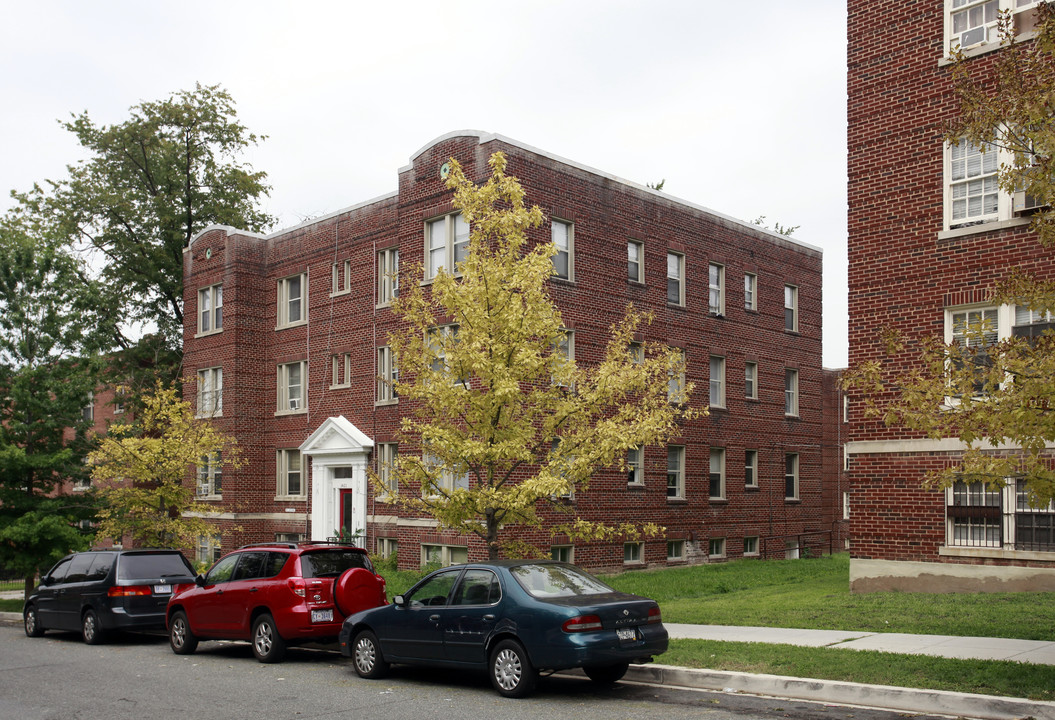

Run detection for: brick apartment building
[[847, 0, 1055, 591], [182, 130, 831, 571]]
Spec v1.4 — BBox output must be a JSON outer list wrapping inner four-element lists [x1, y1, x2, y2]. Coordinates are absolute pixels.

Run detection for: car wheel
[[251, 613, 287, 663], [489, 639, 537, 698], [82, 609, 105, 645], [169, 610, 199, 655], [583, 662, 629, 684], [351, 629, 390, 679], [24, 605, 45, 638]]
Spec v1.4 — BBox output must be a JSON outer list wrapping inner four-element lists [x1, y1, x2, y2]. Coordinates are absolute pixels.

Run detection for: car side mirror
[[39, 576, 52, 587], [195, 574, 206, 587], [393, 595, 406, 607]]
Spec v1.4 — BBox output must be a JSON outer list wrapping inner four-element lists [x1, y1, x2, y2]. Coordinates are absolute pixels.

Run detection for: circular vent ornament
[[440, 161, 451, 180]]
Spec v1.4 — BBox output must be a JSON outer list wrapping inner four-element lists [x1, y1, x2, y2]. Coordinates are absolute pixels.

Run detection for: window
[[552, 329, 574, 387], [708, 263, 725, 315], [376, 537, 398, 559], [784, 285, 798, 332], [785, 453, 799, 500], [82, 393, 94, 423], [745, 449, 758, 488], [376, 346, 398, 403], [946, 479, 1055, 552], [421, 544, 467, 568], [377, 247, 399, 305], [423, 452, 470, 495], [196, 452, 222, 497], [666, 540, 685, 561], [709, 356, 725, 408], [426, 213, 469, 280], [666, 445, 684, 499], [332, 260, 351, 296], [277, 273, 306, 328], [629, 341, 644, 364], [1014, 304, 1055, 331], [197, 367, 223, 417], [277, 449, 304, 498], [708, 538, 726, 558], [743, 536, 759, 556], [376, 443, 398, 497], [666, 252, 684, 306], [709, 448, 725, 500], [551, 219, 573, 280], [785, 368, 799, 416], [549, 439, 575, 499], [551, 545, 573, 563], [623, 542, 644, 564], [628, 240, 644, 283], [949, 306, 1001, 394], [843, 491, 851, 520], [948, 138, 1000, 229], [331, 353, 351, 388], [947, 0, 999, 51], [197, 536, 222, 565], [745, 361, 758, 400], [277, 361, 306, 413], [429, 325, 466, 385], [668, 348, 686, 403], [744, 273, 757, 311], [198, 284, 222, 334], [627, 447, 643, 485]]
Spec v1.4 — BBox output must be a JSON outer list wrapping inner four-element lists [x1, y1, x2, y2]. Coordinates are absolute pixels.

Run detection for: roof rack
[[234, 540, 363, 551]]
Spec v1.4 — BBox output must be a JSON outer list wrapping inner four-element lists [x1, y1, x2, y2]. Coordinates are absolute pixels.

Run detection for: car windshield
[[510, 564, 614, 598], [300, 550, 372, 578], [117, 553, 193, 580]]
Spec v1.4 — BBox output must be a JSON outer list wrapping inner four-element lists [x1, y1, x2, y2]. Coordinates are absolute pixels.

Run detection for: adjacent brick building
[[182, 130, 829, 571], [847, 1, 1055, 590]]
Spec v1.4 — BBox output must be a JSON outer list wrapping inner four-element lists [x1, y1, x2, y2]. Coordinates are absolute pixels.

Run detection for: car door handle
[[483, 615, 495, 622], [429, 614, 441, 622], [250, 587, 258, 592]]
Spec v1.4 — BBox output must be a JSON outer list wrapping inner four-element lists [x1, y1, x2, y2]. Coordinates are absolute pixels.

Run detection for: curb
[[619, 664, 1055, 720]]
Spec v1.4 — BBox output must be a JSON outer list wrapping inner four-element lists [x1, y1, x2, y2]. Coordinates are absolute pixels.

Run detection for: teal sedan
[[338, 560, 668, 697]]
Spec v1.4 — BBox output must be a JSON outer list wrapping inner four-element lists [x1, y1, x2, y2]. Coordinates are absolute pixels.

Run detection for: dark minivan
[[24, 549, 196, 644]]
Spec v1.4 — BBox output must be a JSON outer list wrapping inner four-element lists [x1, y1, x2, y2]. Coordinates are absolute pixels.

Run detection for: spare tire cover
[[334, 567, 382, 617]]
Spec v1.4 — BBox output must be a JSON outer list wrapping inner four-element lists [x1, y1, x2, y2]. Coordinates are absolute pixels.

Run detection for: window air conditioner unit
[[197, 484, 209, 497], [1014, 190, 1045, 214], [957, 26, 987, 48], [288, 398, 300, 410]]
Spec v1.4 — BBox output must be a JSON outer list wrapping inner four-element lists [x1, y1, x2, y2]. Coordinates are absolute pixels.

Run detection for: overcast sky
[[1, 0, 848, 366]]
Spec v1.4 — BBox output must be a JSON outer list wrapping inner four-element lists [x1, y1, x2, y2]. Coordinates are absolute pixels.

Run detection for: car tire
[[583, 662, 629, 684], [23, 605, 45, 638], [334, 568, 383, 617], [489, 639, 537, 698], [251, 613, 287, 663], [351, 629, 390, 679], [82, 609, 105, 645], [169, 610, 199, 655]]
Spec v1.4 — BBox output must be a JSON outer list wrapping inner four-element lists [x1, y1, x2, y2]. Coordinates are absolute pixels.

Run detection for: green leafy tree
[[845, 4, 1055, 506], [0, 216, 103, 599], [751, 215, 799, 237], [12, 83, 273, 362], [382, 152, 702, 560], [88, 383, 242, 548]]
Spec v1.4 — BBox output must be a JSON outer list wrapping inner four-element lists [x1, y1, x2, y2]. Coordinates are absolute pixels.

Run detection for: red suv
[[166, 541, 386, 663]]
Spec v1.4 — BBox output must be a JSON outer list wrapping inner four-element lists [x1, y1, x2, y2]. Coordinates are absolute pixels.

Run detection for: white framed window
[[549, 439, 575, 499], [197, 367, 223, 417], [277, 273, 307, 328], [666, 445, 685, 499], [82, 393, 94, 422], [277, 449, 304, 498], [708, 537, 726, 558], [1015, 305, 1055, 328], [744, 273, 757, 311], [743, 536, 759, 556], [552, 329, 574, 388], [197, 536, 222, 565], [666, 540, 685, 561], [376, 537, 398, 559], [668, 348, 686, 403], [947, 138, 1001, 230], [945, 305, 1009, 396], [376, 346, 398, 404], [785, 453, 799, 500], [628, 240, 644, 283], [429, 324, 465, 385], [627, 447, 643, 485], [666, 252, 685, 306], [331, 259, 351, 296], [376, 442, 398, 497], [944, 0, 1041, 53], [709, 448, 725, 500], [423, 452, 470, 496], [708, 263, 725, 315], [421, 543, 467, 568], [745, 449, 758, 488], [785, 368, 799, 416], [623, 541, 644, 564], [552, 219, 573, 280], [843, 491, 851, 520], [709, 355, 726, 408], [198, 283, 222, 334], [629, 340, 644, 364], [551, 545, 574, 563], [331, 352, 351, 388], [196, 452, 222, 497], [426, 213, 469, 280], [784, 284, 798, 332], [277, 361, 306, 414], [745, 361, 758, 400], [377, 247, 399, 305]]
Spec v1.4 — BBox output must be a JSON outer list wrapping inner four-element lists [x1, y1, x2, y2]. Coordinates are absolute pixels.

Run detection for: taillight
[[108, 585, 152, 597], [562, 614, 603, 633], [287, 578, 306, 597], [647, 606, 662, 624]]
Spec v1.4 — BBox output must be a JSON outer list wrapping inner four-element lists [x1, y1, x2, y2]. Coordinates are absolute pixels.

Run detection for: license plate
[[616, 627, 637, 642], [311, 609, 333, 623], [153, 584, 171, 595]]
